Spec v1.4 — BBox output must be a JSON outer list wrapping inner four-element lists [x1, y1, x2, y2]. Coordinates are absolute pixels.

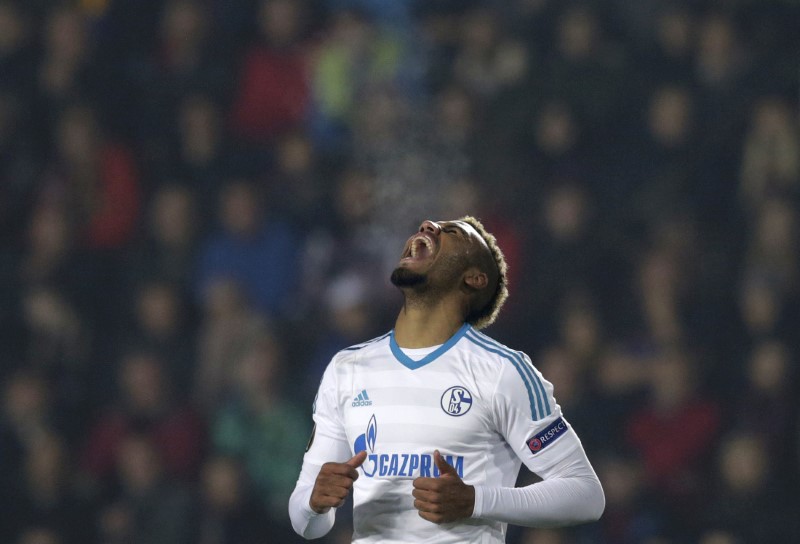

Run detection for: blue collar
[[389, 323, 471, 370]]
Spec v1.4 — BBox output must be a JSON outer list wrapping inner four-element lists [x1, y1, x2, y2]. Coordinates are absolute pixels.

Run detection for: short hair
[[460, 216, 509, 330]]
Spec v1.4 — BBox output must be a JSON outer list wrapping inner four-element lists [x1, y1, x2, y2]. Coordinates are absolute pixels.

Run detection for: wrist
[[470, 485, 484, 518], [308, 500, 330, 515], [467, 484, 476, 517]]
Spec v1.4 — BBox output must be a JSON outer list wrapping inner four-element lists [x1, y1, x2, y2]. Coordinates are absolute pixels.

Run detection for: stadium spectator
[[732, 340, 797, 478], [0, 372, 57, 541], [303, 270, 379, 393], [194, 179, 300, 319], [701, 432, 800, 542], [739, 96, 800, 208], [309, 7, 407, 151], [7, 431, 96, 544], [545, 4, 626, 129], [82, 351, 205, 483], [210, 332, 308, 516], [126, 184, 199, 288], [133, 0, 229, 159], [163, 94, 233, 210], [451, 6, 528, 99], [35, 7, 97, 125], [123, 280, 195, 399], [40, 104, 140, 251], [96, 434, 194, 544], [19, 286, 89, 439], [0, 2, 36, 97], [267, 130, 327, 229], [626, 350, 720, 536], [194, 455, 277, 543], [229, 0, 312, 145], [581, 454, 664, 544], [193, 278, 270, 411]]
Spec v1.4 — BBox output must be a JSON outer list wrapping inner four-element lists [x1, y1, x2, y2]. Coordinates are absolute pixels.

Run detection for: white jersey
[[297, 323, 595, 543]]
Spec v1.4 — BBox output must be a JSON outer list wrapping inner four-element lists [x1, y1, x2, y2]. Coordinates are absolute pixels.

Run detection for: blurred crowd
[[0, 0, 799, 543]]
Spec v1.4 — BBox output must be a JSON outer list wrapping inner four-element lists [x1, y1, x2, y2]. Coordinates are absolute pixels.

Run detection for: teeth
[[409, 236, 432, 259]]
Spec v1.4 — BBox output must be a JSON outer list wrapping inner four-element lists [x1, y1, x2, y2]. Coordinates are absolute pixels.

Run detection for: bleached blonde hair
[[460, 216, 509, 329]]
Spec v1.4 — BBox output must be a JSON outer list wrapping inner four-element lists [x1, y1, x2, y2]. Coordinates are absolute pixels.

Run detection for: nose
[[419, 220, 441, 235]]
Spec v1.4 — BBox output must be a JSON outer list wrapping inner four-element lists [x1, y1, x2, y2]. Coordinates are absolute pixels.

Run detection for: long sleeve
[[471, 440, 605, 527], [288, 459, 336, 539], [480, 347, 605, 527], [288, 359, 352, 539]]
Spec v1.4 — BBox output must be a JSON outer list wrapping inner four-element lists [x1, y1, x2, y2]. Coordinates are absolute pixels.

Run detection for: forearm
[[472, 448, 605, 527], [288, 461, 336, 539]]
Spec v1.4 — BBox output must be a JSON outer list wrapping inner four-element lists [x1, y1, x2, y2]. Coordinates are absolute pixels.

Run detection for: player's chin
[[390, 266, 427, 287]]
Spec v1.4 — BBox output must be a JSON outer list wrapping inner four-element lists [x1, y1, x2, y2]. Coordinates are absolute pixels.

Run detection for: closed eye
[[443, 226, 467, 238]]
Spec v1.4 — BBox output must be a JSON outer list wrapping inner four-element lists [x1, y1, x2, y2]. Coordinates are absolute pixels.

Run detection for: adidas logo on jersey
[[352, 389, 373, 407]]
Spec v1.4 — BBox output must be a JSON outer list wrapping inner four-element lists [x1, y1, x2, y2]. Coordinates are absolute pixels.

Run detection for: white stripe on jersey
[[304, 323, 568, 543]]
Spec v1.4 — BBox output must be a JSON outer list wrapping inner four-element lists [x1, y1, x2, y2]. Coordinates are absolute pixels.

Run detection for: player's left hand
[[412, 450, 475, 524]]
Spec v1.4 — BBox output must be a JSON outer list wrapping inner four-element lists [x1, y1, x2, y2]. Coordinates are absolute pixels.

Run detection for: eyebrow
[[447, 220, 492, 251], [441, 222, 469, 236]]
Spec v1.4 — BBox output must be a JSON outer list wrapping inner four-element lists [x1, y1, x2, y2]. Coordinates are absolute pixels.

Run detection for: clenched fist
[[310, 451, 367, 514], [412, 450, 475, 524]]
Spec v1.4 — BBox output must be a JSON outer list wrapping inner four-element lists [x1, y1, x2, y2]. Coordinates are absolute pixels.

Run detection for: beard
[[391, 253, 466, 292], [390, 267, 427, 288]]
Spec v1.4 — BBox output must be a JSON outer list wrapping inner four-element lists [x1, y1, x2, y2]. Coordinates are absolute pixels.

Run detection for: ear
[[463, 267, 488, 291]]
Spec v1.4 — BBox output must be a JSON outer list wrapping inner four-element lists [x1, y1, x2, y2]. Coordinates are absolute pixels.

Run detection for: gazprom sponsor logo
[[526, 417, 567, 454], [352, 415, 465, 478], [361, 452, 464, 478]]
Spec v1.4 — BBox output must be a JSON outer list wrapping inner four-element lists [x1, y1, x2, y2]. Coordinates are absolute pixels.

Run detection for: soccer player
[[289, 217, 605, 542]]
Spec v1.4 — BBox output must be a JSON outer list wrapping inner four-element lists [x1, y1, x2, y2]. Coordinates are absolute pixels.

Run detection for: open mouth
[[401, 233, 436, 263]]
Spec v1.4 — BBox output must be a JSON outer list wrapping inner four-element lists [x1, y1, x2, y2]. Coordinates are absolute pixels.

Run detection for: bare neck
[[393, 294, 467, 348]]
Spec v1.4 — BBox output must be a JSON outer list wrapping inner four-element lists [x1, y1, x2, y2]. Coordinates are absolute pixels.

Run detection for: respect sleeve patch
[[526, 417, 568, 454]]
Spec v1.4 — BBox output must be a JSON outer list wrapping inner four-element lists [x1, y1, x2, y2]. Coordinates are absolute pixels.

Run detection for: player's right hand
[[309, 450, 367, 514]]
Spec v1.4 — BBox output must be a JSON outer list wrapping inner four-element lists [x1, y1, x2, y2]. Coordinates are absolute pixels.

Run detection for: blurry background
[[0, 0, 798, 543]]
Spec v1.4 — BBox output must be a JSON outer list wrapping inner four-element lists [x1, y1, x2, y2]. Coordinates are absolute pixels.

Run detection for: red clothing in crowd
[[82, 406, 205, 480], [626, 397, 720, 496], [229, 46, 309, 143], [83, 143, 140, 249]]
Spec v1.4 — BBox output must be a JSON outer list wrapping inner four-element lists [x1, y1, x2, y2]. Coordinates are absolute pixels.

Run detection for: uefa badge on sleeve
[[526, 417, 568, 454]]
